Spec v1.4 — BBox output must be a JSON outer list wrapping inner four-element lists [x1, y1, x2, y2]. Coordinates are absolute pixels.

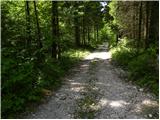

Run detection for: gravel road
[[25, 43, 159, 119]]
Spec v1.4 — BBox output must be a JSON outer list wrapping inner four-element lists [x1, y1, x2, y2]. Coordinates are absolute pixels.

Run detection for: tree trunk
[[116, 33, 119, 46], [94, 25, 96, 41], [132, 3, 135, 39], [51, 1, 59, 59], [74, 2, 80, 47], [87, 26, 90, 45], [148, 1, 159, 46], [134, 2, 139, 40], [74, 17, 80, 47], [144, 1, 149, 49], [82, 16, 85, 46], [33, 1, 42, 48], [96, 25, 98, 41], [137, 2, 142, 50], [25, 1, 31, 47]]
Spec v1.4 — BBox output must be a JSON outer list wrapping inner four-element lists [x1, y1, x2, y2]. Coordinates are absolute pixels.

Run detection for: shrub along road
[[25, 43, 159, 119]]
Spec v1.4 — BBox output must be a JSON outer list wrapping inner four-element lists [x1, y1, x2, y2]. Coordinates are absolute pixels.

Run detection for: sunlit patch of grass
[[59, 49, 90, 71], [110, 37, 135, 53], [62, 49, 90, 59]]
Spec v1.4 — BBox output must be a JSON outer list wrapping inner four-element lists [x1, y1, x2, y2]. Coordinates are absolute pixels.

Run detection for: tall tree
[[138, 2, 142, 50], [148, 1, 159, 47], [51, 1, 59, 59], [73, 2, 80, 47], [144, 1, 149, 49], [33, 1, 42, 48], [25, 1, 31, 48]]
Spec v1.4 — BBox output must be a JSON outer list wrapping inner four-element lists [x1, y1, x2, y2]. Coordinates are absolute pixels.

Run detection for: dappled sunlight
[[99, 98, 108, 106], [68, 81, 88, 93], [142, 99, 158, 106], [96, 97, 158, 115], [70, 86, 85, 92], [134, 104, 142, 113], [96, 82, 111, 87], [134, 99, 159, 113], [80, 64, 89, 67], [96, 97, 159, 118], [84, 51, 111, 60], [65, 78, 74, 82], [98, 98, 129, 108], [109, 100, 129, 108], [70, 82, 86, 86], [79, 64, 90, 71]]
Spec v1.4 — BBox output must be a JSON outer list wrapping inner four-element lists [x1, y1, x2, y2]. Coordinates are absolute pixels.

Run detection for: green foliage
[[111, 38, 136, 66], [100, 24, 110, 41], [37, 61, 63, 89], [2, 55, 40, 118], [2, 47, 90, 118], [108, 0, 158, 96], [100, 24, 116, 47], [112, 49, 132, 66], [60, 49, 90, 70], [111, 38, 158, 95], [1, 1, 105, 118], [128, 49, 158, 95]]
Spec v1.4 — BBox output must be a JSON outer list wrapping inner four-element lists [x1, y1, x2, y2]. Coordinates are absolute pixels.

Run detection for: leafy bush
[[1, 57, 38, 118], [111, 38, 136, 67], [99, 24, 116, 46], [112, 49, 134, 67], [2, 48, 90, 118], [128, 52, 158, 95], [111, 38, 158, 95], [128, 53, 155, 79]]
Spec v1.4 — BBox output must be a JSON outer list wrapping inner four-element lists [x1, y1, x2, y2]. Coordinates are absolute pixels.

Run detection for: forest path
[[25, 43, 159, 119]]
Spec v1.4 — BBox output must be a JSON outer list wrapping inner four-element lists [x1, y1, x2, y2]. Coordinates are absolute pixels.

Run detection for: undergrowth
[[111, 38, 159, 96], [1, 48, 90, 118]]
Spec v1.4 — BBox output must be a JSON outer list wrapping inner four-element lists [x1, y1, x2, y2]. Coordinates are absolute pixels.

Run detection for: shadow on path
[[25, 42, 159, 119]]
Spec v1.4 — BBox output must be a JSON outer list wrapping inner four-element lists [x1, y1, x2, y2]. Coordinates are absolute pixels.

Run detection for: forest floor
[[24, 43, 159, 119]]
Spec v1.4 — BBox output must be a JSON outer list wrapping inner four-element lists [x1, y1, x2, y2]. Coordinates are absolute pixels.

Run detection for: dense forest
[[1, 1, 159, 118]]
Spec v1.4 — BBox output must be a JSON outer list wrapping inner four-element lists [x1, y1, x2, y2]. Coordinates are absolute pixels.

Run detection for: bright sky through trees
[[100, 2, 107, 11]]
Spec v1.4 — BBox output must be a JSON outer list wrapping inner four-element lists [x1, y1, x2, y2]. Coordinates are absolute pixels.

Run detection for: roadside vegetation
[[2, 48, 90, 118], [111, 38, 158, 95], [107, 1, 159, 96]]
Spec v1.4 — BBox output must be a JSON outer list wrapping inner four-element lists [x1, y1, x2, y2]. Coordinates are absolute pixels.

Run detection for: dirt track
[[25, 43, 159, 119]]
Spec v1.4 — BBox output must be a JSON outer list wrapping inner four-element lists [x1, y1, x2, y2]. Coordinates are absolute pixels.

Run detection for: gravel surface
[[25, 43, 159, 119]]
